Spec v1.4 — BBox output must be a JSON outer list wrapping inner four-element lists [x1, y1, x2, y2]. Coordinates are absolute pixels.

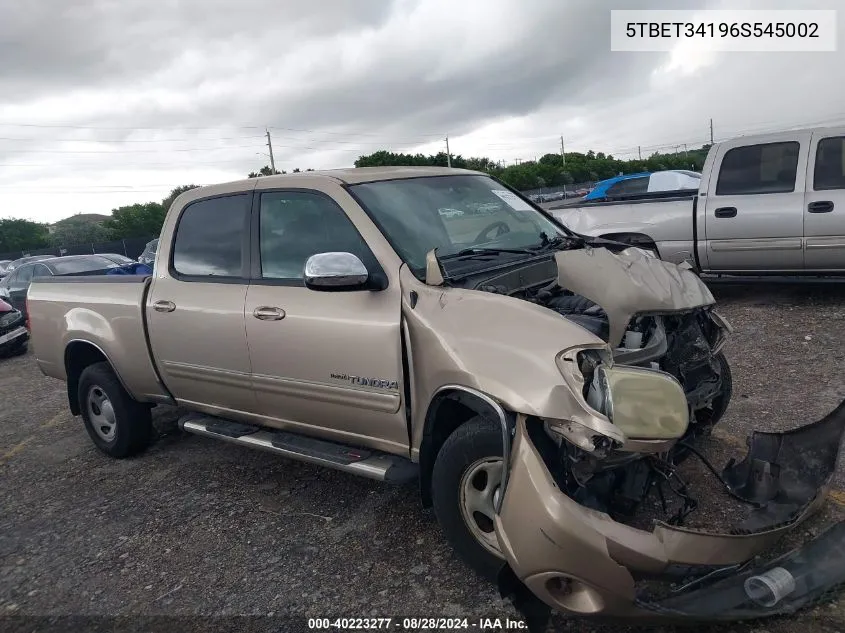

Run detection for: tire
[[432, 416, 505, 582], [78, 361, 152, 458], [694, 352, 733, 429], [708, 352, 733, 425], [0, 339, 27, 358]]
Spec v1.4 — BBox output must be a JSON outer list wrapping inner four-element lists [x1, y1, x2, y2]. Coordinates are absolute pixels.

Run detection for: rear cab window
[[716, 141, 800, 195], [814, 136, 845, 191], [171, 195, 250, 279]]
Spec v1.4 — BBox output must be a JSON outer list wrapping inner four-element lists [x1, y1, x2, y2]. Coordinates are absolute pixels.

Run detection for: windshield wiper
[[441, 247, 537, 260]]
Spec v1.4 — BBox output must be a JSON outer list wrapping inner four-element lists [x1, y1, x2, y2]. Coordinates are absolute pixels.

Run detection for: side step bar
[[178, 413, 418, 483]]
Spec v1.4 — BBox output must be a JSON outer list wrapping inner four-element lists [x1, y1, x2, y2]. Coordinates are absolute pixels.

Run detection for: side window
[[716, 141, 800, 195], [259, 191, 374, 280], [607, 177, 648, 197], [814, 136, 845, 191], [172, 194, 249, 277], [14, 266, 33, 288], [31, 264, 50, 278]]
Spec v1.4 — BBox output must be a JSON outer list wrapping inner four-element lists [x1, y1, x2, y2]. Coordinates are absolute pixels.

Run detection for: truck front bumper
[[494, 401, 845, 621]]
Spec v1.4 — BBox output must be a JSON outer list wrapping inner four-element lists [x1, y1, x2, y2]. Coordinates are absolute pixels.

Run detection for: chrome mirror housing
[[304, 252, 369, 290]]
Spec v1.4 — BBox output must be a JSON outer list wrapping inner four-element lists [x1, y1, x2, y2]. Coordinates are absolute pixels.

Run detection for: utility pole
[[445, 136, 451, 168], [266, 128, 276, 174], [560, 136, 566, 167], [709, 118, 714, 144], [638, 146, 642, 160]]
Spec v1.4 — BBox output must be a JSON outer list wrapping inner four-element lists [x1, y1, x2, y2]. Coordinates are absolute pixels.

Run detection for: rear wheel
[[78, 362, 152, 458], [432, 417, 505, 582]]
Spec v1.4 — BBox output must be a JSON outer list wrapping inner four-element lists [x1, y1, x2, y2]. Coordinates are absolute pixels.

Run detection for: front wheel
[[694, 352, 733, 429], [431, 417, 505, 582], [78, 362, 152, 458]]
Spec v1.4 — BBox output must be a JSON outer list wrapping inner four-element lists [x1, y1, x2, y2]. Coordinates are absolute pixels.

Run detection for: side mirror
[[304, 252, 370, 291]]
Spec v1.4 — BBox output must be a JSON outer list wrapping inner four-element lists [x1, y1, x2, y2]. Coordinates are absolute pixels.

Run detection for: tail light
[[25, 297, 30, 330]]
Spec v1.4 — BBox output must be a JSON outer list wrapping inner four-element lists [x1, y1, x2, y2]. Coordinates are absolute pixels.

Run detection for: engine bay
[[465, 257, 732, 529]]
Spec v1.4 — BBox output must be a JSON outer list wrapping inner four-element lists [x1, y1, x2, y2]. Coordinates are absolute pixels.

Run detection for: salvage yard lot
[[2, 283, 845, 632]]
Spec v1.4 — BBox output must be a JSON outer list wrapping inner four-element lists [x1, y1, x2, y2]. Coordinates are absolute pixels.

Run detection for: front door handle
[[808, 201, 834, 213], [714, 207, 737, 218], [253, 306, 285, 321], [153, 300, 176, 313]]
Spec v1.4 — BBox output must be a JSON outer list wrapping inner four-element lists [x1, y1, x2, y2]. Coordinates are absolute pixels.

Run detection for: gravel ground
[[2, 282, 845, 633]]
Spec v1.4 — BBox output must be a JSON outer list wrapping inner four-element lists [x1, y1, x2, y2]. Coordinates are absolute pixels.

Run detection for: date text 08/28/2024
[[307, 617, 527, 630]]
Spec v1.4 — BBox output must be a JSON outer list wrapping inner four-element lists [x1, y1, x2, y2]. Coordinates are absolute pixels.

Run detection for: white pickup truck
[[551, 126, 845, 275]]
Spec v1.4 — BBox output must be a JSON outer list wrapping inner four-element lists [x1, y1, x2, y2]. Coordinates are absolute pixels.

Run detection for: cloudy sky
[[1, 0, 843, 223]]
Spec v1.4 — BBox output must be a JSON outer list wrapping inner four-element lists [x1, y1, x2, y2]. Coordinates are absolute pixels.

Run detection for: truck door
[[244, 185, 408, 454], [146, 192, 259, 416], [804, 129, 845, 271], [703, 132, 810, 271]]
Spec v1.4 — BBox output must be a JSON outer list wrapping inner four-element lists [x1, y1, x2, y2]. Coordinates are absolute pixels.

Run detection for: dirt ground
[[2, 281, 845, 633]]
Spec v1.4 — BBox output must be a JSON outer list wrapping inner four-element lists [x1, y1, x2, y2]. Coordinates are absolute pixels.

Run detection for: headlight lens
[[0, 311, 21, 328], [589, 365, 689, 440]]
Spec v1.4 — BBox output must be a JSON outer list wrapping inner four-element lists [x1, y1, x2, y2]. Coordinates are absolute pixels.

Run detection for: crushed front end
[[494, 393, 845, 622], [0, 298, 28, 357]]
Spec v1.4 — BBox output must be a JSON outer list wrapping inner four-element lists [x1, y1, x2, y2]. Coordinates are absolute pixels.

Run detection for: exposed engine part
[[473, 274, 728, 432]]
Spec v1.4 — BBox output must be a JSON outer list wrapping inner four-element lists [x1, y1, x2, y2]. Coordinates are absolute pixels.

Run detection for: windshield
[[350, 175, 565, 272], [51, 256, 117, 274]]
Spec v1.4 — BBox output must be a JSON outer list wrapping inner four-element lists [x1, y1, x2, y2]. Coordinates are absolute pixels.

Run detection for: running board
[[178, 413, 418, 483]]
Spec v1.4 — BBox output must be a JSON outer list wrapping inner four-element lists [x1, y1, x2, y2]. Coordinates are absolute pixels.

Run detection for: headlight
[[587, 365, 689, 440], [0, 311, 22, 328]]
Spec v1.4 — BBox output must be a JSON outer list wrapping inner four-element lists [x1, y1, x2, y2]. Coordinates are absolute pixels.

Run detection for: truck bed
[[548, 194, 697, 266], [28, 275, 169, 403]]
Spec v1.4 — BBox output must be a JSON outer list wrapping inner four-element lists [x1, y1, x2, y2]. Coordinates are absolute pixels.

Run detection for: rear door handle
[[153, 300, 176, 313], [714, 207, 737, 218], [808, 201, 834, 213], [252, 306, 285, 321]]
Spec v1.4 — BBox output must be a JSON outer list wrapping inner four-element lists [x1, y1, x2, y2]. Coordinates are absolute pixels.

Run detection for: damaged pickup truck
[[27, 168, 845, 623]]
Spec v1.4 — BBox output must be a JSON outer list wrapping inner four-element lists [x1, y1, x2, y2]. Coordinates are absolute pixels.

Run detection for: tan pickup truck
[[28, 168, 845, 624]]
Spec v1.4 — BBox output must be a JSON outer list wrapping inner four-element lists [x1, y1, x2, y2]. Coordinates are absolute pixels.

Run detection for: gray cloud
[[0, 0, 843, 222]]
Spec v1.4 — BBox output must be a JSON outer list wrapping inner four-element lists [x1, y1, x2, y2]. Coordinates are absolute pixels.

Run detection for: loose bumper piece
[[495, 399, 845, 621]]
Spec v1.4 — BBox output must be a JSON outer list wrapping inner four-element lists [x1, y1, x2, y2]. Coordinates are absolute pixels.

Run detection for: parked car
[[583, 170, 701, 202], [0, 260, 12, 279], [4, 254, 55, 274], [552, 126, 845, 276], [27, 167, 845, 623], [0, 255, 120, 317], [137, 238, 158, 266], [98, 253, 136, 266], [0, 298, 28, 357]]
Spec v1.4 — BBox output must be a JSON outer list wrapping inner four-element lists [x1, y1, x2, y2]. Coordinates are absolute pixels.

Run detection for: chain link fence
[[0, 235, 156, 263]]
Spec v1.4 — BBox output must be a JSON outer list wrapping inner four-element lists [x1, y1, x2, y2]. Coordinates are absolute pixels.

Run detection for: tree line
[[354, 146, 709, 191], [1, 145, 707, 254]]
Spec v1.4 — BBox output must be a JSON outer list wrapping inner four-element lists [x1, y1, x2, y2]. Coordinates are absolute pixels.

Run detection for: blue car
[[584, 170, 700, 201]]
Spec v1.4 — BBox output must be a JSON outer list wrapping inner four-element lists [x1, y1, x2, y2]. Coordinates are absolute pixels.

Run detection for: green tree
[[162, 184, 200, 211], [0, 218, 50, 253], [102, 202, 167, 239], [248, 165, 285, 178], [48, 215, 111, 247], [353, 144, 709, 190]]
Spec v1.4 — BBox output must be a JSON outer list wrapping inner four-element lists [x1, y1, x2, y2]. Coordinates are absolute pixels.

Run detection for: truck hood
[[554, 246, 715, 347]]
